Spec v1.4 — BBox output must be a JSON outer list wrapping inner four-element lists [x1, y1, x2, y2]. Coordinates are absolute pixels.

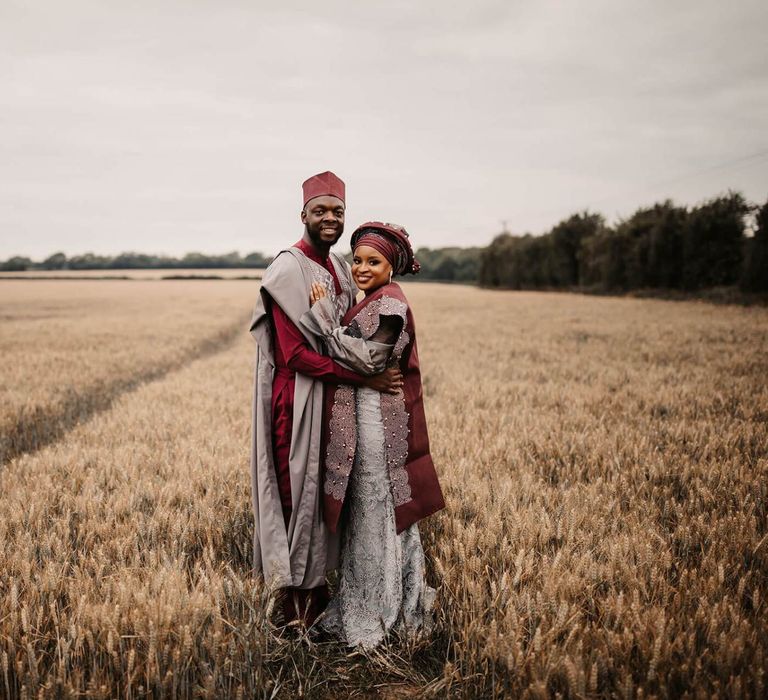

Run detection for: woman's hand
[[363, 367, 404, 394], [310, 282, 327, 306]]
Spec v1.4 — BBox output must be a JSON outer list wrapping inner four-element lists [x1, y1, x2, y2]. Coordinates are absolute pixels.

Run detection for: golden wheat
[[0, 280, 256, 462], [0, 281, 766, 698]]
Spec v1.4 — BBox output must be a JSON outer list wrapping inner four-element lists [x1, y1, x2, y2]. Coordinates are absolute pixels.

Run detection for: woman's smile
[[352, 244, 392, 293]]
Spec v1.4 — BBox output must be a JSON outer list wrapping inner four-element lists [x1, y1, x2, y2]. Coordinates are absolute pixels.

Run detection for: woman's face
[[352, 244, 393, 294]]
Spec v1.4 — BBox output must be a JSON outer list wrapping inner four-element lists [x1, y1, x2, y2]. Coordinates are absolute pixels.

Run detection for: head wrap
[[354, 231, 399, 267], [302, 171, 345, 207], [351, 221, 421, 276]]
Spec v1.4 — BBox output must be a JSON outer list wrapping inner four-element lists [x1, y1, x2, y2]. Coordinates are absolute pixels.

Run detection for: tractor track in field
[[0, 316, 249, 465]]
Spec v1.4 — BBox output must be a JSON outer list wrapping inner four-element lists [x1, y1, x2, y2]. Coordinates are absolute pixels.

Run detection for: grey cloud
[[1, 0, 766, 258]]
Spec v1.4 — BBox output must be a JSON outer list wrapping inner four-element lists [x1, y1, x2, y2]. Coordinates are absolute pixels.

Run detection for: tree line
[[480, 192, 767, 293], [0, 245, 486, 283], [2, 191, 766, 293], [0, 250, 271, 272], [411, 246, 484, 283]]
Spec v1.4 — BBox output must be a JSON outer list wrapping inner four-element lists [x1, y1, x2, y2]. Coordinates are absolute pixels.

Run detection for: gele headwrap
[[353, 232, 398, 267], [350, 221, 421, 276]]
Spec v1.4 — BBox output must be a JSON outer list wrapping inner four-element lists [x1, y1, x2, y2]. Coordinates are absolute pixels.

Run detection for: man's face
[[301, 196, 345, 247]]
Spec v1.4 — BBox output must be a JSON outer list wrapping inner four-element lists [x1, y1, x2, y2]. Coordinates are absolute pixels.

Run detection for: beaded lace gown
[[301, 296, 435, 648]]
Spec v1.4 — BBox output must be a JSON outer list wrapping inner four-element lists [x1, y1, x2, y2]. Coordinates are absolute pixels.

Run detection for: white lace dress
[[301, 296, 435, 648], [318, 385, 435, 648]]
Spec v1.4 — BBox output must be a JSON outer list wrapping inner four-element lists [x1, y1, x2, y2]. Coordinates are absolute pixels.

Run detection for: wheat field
[[0, 280, 254, 464], [1, 279, 766, 698]]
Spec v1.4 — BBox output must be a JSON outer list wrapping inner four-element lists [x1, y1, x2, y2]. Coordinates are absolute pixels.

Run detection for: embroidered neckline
[[293, 249, 351, 320]]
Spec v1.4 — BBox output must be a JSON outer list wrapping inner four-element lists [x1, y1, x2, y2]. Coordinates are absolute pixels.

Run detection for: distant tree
[[42, 252, 68, 270], [614, 211, 653, 289], [181, 252, 213, 268], [682, 192, 750, 289], [647, 202, 687, 288], [1, 256, 33, 271], [219, 251, 243, 267], [480, 233, 558, 289], [550, 211, 604, 286], [414, 246, 482, 282], [155, 255, 179, 268], [481, 214, 605, 290], [740, 197, 768, 293], [2, 249, 271, 271], [454, 251, 481, 282], [518, 234, 556, 288], [109, 252, 156, 269], [578, 229, 626, 290], [611, 201, 688, 289], [68, 253, 111, 269], [243, 251, 269, 267], [426, 256, 452, 281], [479, 233, 516, 287], [411, 248, 434, 279]]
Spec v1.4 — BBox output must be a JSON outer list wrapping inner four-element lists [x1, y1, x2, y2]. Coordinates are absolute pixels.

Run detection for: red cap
[[302, 171, 345, 207]]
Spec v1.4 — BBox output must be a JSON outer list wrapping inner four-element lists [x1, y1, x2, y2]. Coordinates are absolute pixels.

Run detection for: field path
[[0, 279, 261, 466], [1, 315, 249, 465]]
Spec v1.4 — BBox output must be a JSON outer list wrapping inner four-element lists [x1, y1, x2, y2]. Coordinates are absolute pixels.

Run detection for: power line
[[520, 147, 768, 231], [634, 148, 768, 194]]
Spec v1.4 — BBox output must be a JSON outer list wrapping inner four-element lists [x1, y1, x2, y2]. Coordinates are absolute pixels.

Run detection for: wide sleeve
[[299, 296, 401, 376], [271, 299, 364, 384]]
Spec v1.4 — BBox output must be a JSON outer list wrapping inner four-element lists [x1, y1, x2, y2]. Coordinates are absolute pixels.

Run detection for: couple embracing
[[249, 171, 445, 648]]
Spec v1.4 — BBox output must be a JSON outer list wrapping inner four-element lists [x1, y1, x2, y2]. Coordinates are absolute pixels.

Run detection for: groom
[[249, 171, 402, 624]]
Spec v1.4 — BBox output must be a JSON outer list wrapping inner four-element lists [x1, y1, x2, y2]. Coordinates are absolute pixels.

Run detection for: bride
[[300, 221, 445, 648]]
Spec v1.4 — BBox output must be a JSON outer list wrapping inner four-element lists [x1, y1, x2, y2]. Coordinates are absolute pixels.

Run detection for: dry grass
[[414, 289, 768, 698], [1, 281, 767, 698], [0, 280, 255, 462]]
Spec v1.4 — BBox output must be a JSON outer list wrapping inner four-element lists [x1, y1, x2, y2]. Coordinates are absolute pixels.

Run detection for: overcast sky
[[1, 0, 767, 259]]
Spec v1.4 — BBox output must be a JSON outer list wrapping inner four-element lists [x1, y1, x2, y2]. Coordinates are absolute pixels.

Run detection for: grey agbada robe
[[249, 246, 356, 589]]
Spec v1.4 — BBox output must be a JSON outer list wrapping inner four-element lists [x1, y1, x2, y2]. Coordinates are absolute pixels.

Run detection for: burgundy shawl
[[320, 282, 445, 534]]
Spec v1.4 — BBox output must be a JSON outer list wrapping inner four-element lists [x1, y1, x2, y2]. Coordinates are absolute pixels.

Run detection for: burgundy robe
[[250, 239, 359, 623], [270, 240, 361, 524], [320, 282, 445, 534]]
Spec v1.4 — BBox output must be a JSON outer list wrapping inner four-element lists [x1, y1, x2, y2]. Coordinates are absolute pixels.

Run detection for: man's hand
[[363, 366, 403, 395], [310, 282, 327, 306]]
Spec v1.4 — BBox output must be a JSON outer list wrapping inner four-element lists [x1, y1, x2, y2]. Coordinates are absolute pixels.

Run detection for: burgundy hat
[[302, 171, 345, 207], [351, 221, 421, 276]]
